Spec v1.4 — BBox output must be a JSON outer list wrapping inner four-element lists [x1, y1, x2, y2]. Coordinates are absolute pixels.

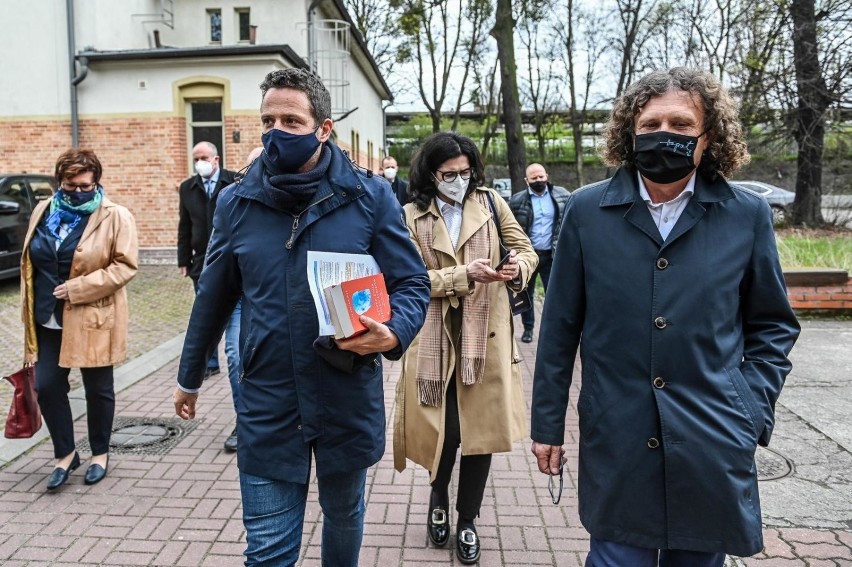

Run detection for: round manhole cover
[[756, 447, 794, 481], [111, 423, 177, 448]]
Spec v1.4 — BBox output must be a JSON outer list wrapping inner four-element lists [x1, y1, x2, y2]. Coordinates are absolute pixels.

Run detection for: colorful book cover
[[323, 273, 392, 339]]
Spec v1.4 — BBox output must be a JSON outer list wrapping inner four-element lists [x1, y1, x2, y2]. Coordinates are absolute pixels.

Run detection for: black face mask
[[634, 131, 699, 184], [529, 181, 548, 194]]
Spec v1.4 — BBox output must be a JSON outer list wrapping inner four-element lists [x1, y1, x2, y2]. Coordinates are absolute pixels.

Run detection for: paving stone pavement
[[1, 293, 851, 565]]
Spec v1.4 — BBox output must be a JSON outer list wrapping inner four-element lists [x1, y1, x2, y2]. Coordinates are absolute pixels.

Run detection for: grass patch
[[775, 229, 852, 272]]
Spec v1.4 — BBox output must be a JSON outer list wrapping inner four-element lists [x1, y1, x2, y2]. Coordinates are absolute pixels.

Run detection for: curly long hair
[[408, 132, 486, 211], [601, 67, 750, 179]]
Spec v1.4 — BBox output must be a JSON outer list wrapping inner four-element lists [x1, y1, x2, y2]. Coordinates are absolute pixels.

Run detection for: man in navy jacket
[[530, 68, 800, 566], [173, 69, 430, 566]]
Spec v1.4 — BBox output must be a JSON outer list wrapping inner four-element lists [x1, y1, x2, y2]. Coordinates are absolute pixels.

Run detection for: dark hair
[[408, 132, 485, 211], [54, 148, 103, 184], [259, 68, 332, 126], [601, 67, 750, 179]]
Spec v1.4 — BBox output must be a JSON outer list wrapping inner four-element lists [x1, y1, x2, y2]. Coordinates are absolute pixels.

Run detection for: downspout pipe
[[307, 0, 322, 72], [67, 0, 89, 147]]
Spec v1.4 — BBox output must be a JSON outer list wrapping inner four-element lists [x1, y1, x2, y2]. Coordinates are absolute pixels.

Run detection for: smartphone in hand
[[495, 250, 513, 271]]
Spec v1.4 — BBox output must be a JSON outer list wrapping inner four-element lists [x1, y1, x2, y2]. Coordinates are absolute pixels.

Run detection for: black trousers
[[521, 249, 553, 332], [431, 379, 492, 520], [35, 326, 115, 458]]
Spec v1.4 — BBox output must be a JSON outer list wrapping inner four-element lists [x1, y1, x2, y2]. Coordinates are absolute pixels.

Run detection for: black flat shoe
[[46, 452, 80, 491], [84, 455, 109, 485], [456, 526, 481, 564], [223, 427, 237, 452], [521, 329, 534, 343], [427, 490, 450, 547]]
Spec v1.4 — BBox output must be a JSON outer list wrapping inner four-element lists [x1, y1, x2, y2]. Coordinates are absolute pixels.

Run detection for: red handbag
[[4, 365, 42, 439]]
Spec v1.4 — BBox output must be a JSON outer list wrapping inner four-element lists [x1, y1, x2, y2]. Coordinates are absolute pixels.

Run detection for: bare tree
[[790, 0, 831, 225], [343, 0, 402, 77], [397, 0, 492, 133], [471, 57, 503, 158], [491, 0, 527, 193], [612, 0, 659, 98], [517, 0, 563, 162]]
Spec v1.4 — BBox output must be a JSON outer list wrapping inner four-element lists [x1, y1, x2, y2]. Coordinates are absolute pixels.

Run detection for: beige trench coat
[[393, 187, 538, 481], [21, 196, 138, 368]]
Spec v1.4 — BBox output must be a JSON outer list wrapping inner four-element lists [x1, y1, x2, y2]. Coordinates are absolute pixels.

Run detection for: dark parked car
[[734, 180, 796, 225], [0, 174, 57, 279]]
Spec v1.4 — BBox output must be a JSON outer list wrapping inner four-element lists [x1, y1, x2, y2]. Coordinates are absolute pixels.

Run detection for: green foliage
[[776, 233, 852, 272]]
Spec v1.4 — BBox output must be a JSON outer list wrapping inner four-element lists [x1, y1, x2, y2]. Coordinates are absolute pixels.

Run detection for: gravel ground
[[0, 265, 196, 414]]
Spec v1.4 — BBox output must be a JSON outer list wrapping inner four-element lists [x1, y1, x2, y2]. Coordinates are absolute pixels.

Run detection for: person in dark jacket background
[[176, 141, 241, 452], [173, 69, 430, 567], [380, 155, 410, 206], [530, 67, 800, 566], [508, 163, 570, 343]]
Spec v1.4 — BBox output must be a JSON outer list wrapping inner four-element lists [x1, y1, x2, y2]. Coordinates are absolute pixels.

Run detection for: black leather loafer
[[46, 452, 80, 491], [456, 526, 481, 564], [427, 489, 450, 547], [521, 330, 533, 343], [84, 456, 109, 485]]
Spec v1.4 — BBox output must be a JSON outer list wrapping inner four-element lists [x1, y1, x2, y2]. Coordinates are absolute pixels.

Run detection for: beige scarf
[[414, 192, 493, 406]]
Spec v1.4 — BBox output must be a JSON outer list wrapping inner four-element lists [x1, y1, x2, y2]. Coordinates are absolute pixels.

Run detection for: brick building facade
[[1, 0, 391, 250]]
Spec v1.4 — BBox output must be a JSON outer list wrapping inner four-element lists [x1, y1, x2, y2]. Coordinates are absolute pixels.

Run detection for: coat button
[[656, 258, 669, 269], [652, 377, 665, 388], [297, 425, 302, 430], [647, 437, 660, 449], [654, 316, 667, 329], [489, 331, 495, 338]]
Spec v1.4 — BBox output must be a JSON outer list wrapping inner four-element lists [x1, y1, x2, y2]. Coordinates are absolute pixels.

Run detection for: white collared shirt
[[437, 198, 463, 250], [637, 172, 696, 240]]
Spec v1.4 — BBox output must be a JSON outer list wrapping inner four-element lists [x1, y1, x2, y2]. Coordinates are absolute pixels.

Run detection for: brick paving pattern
[[0, 284, 850, 565]]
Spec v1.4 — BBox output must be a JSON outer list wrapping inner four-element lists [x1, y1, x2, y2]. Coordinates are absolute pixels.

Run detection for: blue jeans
[[240, 467, 367, 567], [225, 299, 242, 408], [586, 538, 725, 567]]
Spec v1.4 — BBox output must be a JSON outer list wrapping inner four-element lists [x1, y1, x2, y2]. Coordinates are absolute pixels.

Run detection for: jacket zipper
[[285, 194, 334, 249]]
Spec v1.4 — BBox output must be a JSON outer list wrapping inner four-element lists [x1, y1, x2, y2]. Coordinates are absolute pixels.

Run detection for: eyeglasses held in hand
[[435, 168, 472, 183], [548, 467, 564, 505]]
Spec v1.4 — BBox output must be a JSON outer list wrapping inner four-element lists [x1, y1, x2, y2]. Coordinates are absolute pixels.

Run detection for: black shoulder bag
[[485, 192, 533, 315]]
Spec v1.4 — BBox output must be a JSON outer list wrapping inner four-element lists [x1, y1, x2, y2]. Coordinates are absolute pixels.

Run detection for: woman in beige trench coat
[[393, 132, 537, 564], [21, 149, 138, 491]]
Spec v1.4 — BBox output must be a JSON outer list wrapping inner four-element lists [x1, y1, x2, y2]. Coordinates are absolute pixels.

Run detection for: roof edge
[[79, 44, 309, 69]]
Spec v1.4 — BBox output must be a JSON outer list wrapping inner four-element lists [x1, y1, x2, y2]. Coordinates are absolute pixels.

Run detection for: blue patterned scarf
[[45, 188, 103, 241]]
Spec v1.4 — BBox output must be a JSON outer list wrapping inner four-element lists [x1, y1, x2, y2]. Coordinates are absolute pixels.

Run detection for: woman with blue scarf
[[20, 149, 138, 491]]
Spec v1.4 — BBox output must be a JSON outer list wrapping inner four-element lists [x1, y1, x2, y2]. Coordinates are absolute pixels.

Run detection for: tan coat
[[21, 197, 138, 368], [393, 187, 538, 480]]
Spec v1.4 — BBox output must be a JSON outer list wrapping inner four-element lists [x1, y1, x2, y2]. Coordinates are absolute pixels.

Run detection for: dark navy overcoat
[[531, 167, 800, 556], [178, 142, 430, 483]]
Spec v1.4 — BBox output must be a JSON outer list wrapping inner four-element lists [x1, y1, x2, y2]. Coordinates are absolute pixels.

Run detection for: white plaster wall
[[0, 0, 71, 115]]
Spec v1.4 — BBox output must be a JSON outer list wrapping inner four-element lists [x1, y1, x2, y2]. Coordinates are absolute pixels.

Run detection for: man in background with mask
[[508, 163, 570, 343], [379, 155, 410, 206], [176, 141, 240, 452], [173, 68, 430, 566], [529, 68, 799, 566]]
